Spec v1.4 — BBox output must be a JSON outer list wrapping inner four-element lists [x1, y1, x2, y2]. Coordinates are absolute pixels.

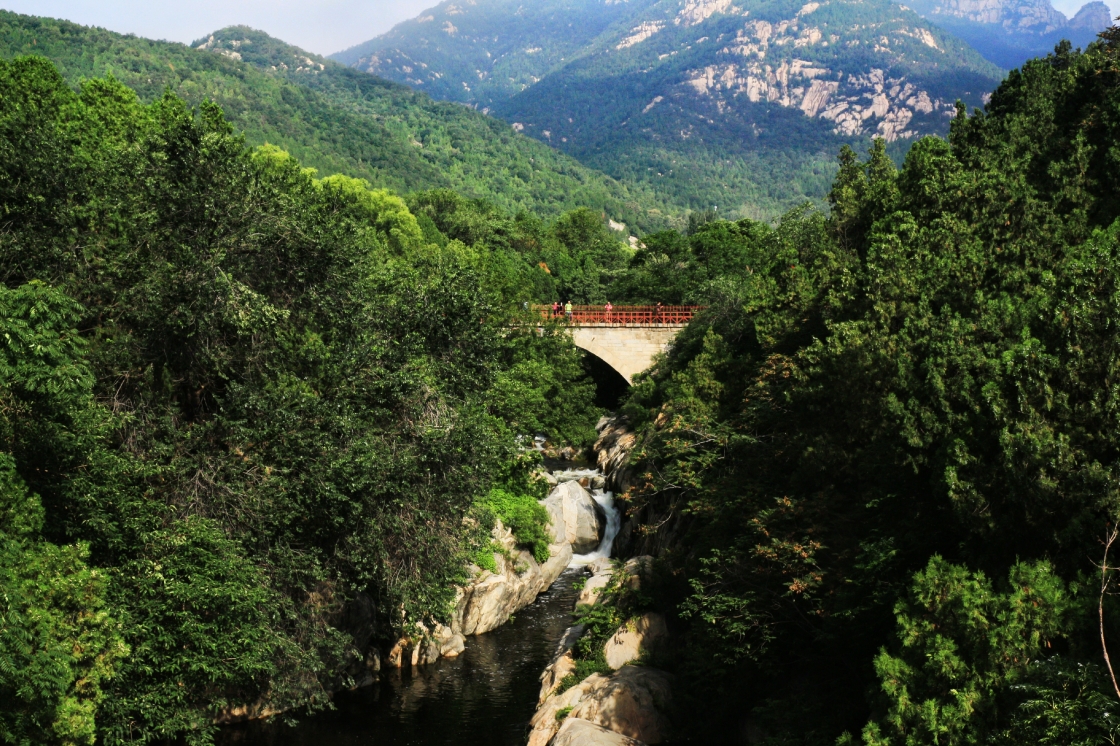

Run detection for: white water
[[569, 484, 622, 567]]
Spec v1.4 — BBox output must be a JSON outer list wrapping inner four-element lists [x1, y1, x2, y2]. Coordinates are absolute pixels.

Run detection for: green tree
[[860, 558, 1067, 746]]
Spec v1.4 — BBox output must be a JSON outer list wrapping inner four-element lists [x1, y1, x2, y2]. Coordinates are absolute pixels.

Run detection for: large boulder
[[529, 666, 673, 746], [455, 520, 572, 637], [578, 563, 615, 607], [551, 717, 646, 746], [604, 613, 668, 670], [568, 666, 673, 743], [542, 481, 606, 553]]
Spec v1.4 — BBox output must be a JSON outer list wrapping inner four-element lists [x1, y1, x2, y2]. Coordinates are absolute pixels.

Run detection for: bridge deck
[[534, 304, 702, 327]]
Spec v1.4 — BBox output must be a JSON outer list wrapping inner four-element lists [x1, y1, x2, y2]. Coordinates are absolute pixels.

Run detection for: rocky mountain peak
[[1070, 0, 1113, 28], [917, 0, 1067, 33]]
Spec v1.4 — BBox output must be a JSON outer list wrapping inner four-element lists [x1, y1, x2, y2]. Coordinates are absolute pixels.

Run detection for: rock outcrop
[[383, 513, 573, 671], [578, 557, 616, 606], [595, 415, 636, 493], [603, 612, 668, 670], [539, 624, 585, 704], [542, 480, 606, 553], [528, 666, 673, 746], [456, 519, 572, 636], [529, 553, 672, 745], [551, 717, 645, 746]]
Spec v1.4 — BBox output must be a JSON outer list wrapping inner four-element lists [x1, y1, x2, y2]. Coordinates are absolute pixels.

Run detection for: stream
[[217, 460, 621, 746]]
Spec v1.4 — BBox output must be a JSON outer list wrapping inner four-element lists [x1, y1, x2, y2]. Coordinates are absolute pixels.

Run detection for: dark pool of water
[[217, 570, 582, 746]]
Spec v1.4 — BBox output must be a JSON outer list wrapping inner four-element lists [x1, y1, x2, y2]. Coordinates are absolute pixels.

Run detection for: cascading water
[[546, 467, 623, 567], [217, 455, 617, 746]]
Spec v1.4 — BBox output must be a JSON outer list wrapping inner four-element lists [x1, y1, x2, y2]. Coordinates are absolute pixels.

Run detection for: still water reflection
[[218, 570, 581, 746]]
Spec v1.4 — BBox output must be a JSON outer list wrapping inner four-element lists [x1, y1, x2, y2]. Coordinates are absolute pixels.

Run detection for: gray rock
[[542, 481, 606, 553]]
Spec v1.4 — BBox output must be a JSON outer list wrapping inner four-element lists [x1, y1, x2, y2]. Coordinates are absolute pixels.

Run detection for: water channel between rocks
[[218, 460, 621, 746]]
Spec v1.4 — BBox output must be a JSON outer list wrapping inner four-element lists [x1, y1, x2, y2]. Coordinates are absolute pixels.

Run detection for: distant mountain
[[0, 11, 676, 229], [332, 0, 639, 109], [908, 0, 1114, 67], [333, 0, 1004, 219]]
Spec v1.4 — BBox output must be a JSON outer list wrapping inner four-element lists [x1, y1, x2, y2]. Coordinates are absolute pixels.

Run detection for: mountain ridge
[[0, 11, 677, 230], [907, 0, 1114, 66], [334, 0, 1004, 218]]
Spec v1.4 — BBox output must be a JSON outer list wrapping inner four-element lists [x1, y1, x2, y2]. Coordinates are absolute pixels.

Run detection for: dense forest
[[0, 11, 677, 232], [3, 9, 1120, 746], [0, 54, 616, 745], [597, 29, 1120, 745]]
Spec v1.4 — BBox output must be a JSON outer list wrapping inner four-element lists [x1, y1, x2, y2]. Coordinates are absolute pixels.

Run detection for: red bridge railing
[[533, 304, 703, 326]]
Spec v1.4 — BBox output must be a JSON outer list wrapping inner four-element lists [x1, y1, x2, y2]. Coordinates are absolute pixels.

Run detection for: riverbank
[[525, 415, 678, 746], [215, 443, 625, 743], [217, 570, 585, 746]]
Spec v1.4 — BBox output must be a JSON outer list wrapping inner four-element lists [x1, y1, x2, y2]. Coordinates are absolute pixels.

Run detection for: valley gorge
[[2, 5, 1120, 746]]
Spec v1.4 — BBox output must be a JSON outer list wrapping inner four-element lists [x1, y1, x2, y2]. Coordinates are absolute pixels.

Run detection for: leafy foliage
[[0, 283, 129, 746], [0, 55, 605, 744], [861, 558, 1067, 746], [477, 488, 553, 563], [607, 29, 1120, 744], [0, 11, 678, 230]]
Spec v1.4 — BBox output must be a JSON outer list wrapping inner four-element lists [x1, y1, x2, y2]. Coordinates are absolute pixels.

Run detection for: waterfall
[[570, 488, 621, 566]]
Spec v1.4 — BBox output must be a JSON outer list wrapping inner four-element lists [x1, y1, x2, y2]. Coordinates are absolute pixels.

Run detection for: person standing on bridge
[[552, 301, 560, 318], [564, 300, 573, 322], [604, 300, 613, 323], [655, 301, 663, 322]]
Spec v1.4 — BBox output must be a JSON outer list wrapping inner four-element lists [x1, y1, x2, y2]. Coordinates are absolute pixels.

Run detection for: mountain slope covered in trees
[[577, 28, 1120, 744], [0, 48, 632, 744], [336, 0, 1004, 219], [0, 11, 676, 230]]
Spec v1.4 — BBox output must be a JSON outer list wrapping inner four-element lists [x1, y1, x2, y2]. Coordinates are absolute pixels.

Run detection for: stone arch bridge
[[536, 305, 702, 383]]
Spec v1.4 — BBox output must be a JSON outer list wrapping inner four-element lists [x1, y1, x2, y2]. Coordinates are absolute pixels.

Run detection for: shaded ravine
[[217, 569, 583, 746]]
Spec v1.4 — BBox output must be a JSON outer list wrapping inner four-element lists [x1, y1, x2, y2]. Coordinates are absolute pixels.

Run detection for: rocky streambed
[[218, 420, 645, 745]]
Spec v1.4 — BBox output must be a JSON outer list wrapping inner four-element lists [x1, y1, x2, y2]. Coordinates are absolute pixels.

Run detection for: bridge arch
[[569, 325, 681, 384], [535, 305, 701, 384]]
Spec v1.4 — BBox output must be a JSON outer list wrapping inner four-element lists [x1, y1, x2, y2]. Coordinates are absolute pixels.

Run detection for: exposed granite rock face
[[595, 415, 636, 494], [919, 0, 1067, 32], [551, 717, 646, 746], [530, 554, 670, 745], [542, 480, 606, 553], [908, 0, 1112, 67], [458, 519, 573, 637], [568, 667, 673, 743], [578, 560, 616, 607], [604, 612, 668, 670], [1070, 1, 1112, 29], [539, 624, 585, 704], [383, 516, 573, 670], [529, 666, 673, 746]]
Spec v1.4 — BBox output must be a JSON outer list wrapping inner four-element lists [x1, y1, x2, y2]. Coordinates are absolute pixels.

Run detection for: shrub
[[480, 488, 552, 563]]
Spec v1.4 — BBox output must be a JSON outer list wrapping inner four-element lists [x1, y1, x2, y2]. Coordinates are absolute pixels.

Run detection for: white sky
[[0, 0, 1114, 56], [0, 1, 436, 56]]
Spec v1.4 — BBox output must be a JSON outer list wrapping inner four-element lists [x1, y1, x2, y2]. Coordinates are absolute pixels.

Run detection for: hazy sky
[[0, 1, 436, 56], [0, 0, 1114, 57]]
